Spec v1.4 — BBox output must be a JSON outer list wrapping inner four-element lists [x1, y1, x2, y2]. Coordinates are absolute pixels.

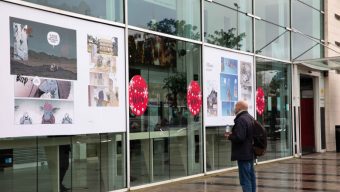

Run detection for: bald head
[[235, 100, 248, 115]]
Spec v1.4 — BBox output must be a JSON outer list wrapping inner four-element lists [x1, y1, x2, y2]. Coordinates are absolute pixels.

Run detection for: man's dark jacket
[[228, 111, 254, 161]]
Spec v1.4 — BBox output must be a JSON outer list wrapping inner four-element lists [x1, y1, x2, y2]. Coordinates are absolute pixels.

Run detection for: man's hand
[[224, 132, 232, 139]]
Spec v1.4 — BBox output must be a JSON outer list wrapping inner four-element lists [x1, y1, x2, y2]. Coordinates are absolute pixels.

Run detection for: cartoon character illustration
[[50, 63, 59, 72], [33, 79, 71, 99], [38, 79, 59, 98], [95, 90, 106, 106], [20, 112, 32, 124], [62, 113, 72, 124], [41, 103, 59, 124], [207, 89, 218, 116], [240, 62, 252, 85], [13, 22, 29, 61]]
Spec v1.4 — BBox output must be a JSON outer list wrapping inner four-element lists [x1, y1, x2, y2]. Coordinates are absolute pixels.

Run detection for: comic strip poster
[[0, 2, 126, 138], [204, 47, 254, 126]]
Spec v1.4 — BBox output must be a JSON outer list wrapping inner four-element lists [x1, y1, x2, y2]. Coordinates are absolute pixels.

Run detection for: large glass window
[[298, 0, 324, 11], [0, 133, 126, 192], [204, 0, 253, 52], [0, 137, 37, 192], [71, 133, 126, 191], [255, 0, 290, 60], [292, 0, 324, 60], [128, 0, 201, 40], [255, 0, 289, 27], [212, 0, 252, 13], [129, 30, 203, 186], [206, 126, 236, 172], [38, 136, 72, 192], [23, 0, 124, 23], [256, 58, 293, 161], [255, 20, 290, 61]]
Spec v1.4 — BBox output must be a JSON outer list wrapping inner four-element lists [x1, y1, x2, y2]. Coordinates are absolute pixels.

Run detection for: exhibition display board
[[204, 46, 255, 126], [0, 2, 126, 138]]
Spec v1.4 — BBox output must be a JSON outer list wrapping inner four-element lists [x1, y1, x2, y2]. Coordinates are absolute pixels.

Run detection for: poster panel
[[10, 17, 77, 80], [0, 2, 126, 138], [87, 35, 119, 107], [204, 46, 254, 127]]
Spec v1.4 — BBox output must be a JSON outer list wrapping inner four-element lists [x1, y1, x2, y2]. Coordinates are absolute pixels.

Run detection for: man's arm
[[228, 121, 247, 143]]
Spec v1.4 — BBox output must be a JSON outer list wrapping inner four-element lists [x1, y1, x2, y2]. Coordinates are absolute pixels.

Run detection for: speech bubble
[[33, 76, 41, 86], [47, 31, 60, 48]]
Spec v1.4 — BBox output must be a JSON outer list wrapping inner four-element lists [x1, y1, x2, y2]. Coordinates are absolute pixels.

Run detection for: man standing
[[226, 101, 256, 192]]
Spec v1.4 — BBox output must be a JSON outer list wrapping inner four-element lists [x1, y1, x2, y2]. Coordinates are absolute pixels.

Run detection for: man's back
[[229, 111, 254, 161]]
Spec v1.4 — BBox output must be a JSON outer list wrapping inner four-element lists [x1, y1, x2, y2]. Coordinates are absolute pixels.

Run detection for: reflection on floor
[[132, 152, 340, 192]]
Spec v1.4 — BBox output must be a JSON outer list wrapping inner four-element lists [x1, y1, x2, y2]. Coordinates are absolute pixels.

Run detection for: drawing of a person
[[20, 112, 32, 124]]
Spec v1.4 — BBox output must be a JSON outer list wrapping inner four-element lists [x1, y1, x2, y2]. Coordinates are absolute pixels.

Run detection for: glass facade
[[256, 58, 293, 160], [0, 133, 126, 192], [128, 0, 201, 40], [255, 20, 290, 61], [128, 30, 203, 186], [299, 0, 324, 11], [204, 0, 253, 52], [23, 0, 124, 23], [292, 0, 324, 60], [0, 0, 327, 191], [206, 126, 237, 171], [255, 0, 290, 60], [255, 0, 290, 27]]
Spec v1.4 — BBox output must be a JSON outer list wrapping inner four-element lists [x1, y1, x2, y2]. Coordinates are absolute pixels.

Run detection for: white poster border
[[203, 46, 255, 127]]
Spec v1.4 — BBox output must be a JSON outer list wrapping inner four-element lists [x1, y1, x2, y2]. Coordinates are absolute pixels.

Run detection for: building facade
[[324, 0, 340, 151], [0, 0, 335, 192]]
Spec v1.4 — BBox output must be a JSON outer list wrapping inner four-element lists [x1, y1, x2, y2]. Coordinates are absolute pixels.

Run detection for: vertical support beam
[[201, 0, 207, 175], [292, 64, 301, 157], [125, 0, 130, 189]]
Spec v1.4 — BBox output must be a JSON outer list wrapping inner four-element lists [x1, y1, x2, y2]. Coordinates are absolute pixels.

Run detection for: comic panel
[[10, 17, 77, 80], [14, 76, 73, 100], [15, 99, 74, 125]]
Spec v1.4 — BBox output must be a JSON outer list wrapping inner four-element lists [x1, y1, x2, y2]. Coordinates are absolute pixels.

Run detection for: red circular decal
[[129, 75, 148, 116], [187, 81, 202, 116], [256, 87, 265, 115]]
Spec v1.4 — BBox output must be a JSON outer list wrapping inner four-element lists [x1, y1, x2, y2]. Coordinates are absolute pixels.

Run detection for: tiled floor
[[133, 152, 340, 192]]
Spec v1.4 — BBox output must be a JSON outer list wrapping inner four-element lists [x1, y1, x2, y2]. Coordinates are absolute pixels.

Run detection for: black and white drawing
[[240, 61, 252, 101]]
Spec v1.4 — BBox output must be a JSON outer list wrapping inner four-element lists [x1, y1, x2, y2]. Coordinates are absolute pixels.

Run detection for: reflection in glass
[[101, 133, 126, 190], [255, 20, 290, 61], [212, 0, 252, 13], [256, 58, 292, 161], [298, 0, 323, 11], [0, 134, 126, 192], [204, 1, 252, 52], [206, 126, 236, 171], [292, 0, 323, 60], [23, 0, 124, 23], [292, 0, 322, 39], [292, 33, 323, 61], [38, 136, 72, 192], [71, 135, 101, 192], [129, 30, 203, 185], [255, 0, 289, 27], [0, 138, 37, 192], [128, 0, 201, 40]]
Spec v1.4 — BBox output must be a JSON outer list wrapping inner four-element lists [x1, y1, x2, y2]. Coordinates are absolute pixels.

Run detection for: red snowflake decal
[[129, 75, 148, 116], [187, 81, 202, 116], [256, 87, 265, 115]]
